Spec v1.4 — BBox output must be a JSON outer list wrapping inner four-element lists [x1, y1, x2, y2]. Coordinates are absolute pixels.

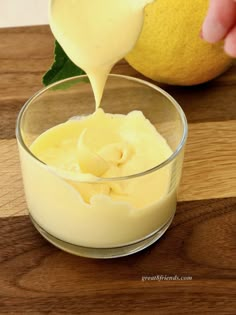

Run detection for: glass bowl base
[[30, 214, 174, 259]]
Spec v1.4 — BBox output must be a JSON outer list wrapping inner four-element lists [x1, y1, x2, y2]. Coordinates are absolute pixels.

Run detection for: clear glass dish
[[16, 74, 188, 258]]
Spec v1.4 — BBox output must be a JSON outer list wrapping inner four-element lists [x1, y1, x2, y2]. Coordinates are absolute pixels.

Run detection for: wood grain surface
[[0, 26, 235, 314]]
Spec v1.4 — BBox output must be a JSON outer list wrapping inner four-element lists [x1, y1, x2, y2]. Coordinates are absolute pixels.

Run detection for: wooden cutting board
[[0, 26, 235, 314]]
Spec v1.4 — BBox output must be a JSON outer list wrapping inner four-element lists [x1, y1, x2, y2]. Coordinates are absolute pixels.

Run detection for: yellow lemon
[[126, 0, 232, 85]]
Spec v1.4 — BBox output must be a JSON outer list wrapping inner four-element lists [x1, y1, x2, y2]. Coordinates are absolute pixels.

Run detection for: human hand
[[202, 0, 236, 57]]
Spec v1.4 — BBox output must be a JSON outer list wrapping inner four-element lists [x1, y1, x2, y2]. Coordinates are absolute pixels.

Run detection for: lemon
[[126, 0, 232, 85]]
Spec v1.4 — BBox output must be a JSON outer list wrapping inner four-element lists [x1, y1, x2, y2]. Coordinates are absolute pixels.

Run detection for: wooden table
[[0, 26, 235, 314]]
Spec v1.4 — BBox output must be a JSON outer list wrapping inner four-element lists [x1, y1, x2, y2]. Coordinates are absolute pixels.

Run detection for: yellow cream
[[19, 109, 176, 247], [18, 0, 178, 248], [30, 109, 172, 207], [49, 0, 153, 107]]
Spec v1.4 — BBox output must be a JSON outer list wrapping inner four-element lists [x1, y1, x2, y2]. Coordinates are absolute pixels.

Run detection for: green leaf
[[43, 41, 86, 87]]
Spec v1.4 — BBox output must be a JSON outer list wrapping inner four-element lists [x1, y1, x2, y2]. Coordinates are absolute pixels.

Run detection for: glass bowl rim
[[16, 74, 188, 183]]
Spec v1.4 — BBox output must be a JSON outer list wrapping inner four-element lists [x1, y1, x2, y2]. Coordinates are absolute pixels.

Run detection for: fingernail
[[202, 17, 227, 43]]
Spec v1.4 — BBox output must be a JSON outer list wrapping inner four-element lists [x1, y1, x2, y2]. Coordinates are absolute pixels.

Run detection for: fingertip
[[202, 17, 227, 43], [224, 37, 236, 58], [202, 0, 236, 43], [223, 25, 236, 58]]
